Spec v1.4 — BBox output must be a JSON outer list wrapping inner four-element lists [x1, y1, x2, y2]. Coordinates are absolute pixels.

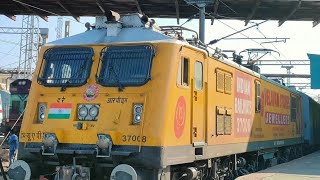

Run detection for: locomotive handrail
[[160, 26, 199, 39], [0, 108, 25, 147]]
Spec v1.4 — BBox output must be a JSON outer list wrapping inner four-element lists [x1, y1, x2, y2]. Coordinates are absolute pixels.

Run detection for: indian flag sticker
[[48, 103, 72, 119]]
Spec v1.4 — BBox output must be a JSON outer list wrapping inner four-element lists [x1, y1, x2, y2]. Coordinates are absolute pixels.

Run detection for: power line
[[0, 61, 20, 68], [0, 51, 19, 58], [0, 43, 20, 61], [254, 25, 308, 65], [0, 39, 19, 45], [184, 3, 270, 50], [208, 20, 268, 45], [218, 0, 238, 14], [252, 24, 287, 60], [183, 1, 287, 64], [12, 0, 85, 24]]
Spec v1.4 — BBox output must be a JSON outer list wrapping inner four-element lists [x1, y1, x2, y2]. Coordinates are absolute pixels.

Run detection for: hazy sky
[[0, 15, 319, 97]]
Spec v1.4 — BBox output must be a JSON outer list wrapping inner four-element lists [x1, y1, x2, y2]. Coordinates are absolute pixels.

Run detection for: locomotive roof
[[48, 14, 173, 46], [209, 49, 301, 96], [48, 28, 172, 46], [261, 75, 301, 95]]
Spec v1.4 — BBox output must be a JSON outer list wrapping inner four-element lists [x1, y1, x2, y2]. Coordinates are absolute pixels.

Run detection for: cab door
[[191, 55, 206, 144]]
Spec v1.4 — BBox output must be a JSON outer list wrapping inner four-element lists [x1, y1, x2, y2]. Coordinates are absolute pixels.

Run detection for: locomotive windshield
[[97, 45, 154, 89], [37, 47, 94, 87]]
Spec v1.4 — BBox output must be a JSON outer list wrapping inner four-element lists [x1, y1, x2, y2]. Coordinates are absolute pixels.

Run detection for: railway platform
[[236, 150, 320, 180]]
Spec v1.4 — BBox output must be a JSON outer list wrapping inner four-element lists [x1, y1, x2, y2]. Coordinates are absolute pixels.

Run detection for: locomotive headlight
[[133, 104, 143, 125], [78, 104, 100, 121], [38, 103, 47, 123], [89, 105, 99, 117], [135, 115, 141, 121], [135, 106, 142, 113], [78, 106, 88, 117]]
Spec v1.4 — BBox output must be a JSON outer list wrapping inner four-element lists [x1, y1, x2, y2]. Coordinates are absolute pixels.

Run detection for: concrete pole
[[198, 4, 206, 43]]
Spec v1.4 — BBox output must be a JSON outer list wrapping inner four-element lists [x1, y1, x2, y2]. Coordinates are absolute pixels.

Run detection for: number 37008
[[122, 135, 147, 143]]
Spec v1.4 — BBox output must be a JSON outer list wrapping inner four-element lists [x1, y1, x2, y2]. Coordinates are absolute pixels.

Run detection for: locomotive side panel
[[162, 49, 305, 178], [161, 45, 303, 165], [258, 79, 303, 143], [206, 58, 303, 150]]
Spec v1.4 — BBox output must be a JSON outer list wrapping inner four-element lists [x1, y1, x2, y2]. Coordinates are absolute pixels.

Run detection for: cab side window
[[177, 57, 189, 87], [195, 61, 203, 90]]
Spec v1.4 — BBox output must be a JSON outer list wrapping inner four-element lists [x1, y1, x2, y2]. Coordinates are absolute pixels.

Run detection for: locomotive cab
[[18, 13, 189, 179]]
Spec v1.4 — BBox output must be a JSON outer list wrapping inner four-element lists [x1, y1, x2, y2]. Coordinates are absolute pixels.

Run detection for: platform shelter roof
[[2, 0, 320, 26]]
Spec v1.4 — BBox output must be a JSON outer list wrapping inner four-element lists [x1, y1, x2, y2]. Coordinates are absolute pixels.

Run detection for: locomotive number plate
[[122, 135, 147, 143]]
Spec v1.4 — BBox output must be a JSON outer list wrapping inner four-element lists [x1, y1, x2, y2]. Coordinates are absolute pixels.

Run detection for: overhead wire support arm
[[179, 13, 198, 27], [17, 2, 48, 22], [207, 20, 268, 45], [224, 37, 290, 40], [224, 37, 290, 44]]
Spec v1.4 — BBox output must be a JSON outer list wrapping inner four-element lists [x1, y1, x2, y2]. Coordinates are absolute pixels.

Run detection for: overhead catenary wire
[[183, 1, 267, 46], [0, 61, 20, 68], [0, 39, 19, 45], [0, 43, 20, 61], [252, 23, 287, 59], [180, 13, 198, 27], [217, 0, 238, 14], [0, 51, 19, 58], [183, 1, 286, 64], [12, 0, 85, 24], [207, 20, 268, 45], [254, 24, 308, 65]]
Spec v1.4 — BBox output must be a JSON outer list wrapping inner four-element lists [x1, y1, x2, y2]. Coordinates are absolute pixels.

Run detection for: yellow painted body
[[20, 42, 302, 153]]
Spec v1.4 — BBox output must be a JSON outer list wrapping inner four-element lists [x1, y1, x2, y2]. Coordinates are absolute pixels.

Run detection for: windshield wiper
[[109, 63, 124, 92], [60, 80, 70, 92]]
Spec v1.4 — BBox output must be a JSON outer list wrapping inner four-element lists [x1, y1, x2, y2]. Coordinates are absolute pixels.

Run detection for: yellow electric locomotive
[[16, 13, 303, 180]]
